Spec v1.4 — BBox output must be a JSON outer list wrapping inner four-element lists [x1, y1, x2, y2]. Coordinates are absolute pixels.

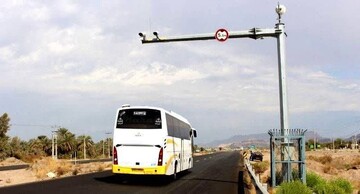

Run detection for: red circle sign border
[[215, 28, 229, 42]]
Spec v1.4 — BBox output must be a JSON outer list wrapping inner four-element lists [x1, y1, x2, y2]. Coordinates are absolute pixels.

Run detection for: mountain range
[[202, 130, 358, 148]]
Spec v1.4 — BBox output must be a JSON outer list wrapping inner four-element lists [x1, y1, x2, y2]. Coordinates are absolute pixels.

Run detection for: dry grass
[[72, 168, 79, 176], [307, 150, 360, 192], [1, 158, 112, 187], [30, 158, 113, 179], [31, 157, 73, 179], [252, 161, 269, 174], [97, 164, 105, 172], [308, 154, 332, 164]]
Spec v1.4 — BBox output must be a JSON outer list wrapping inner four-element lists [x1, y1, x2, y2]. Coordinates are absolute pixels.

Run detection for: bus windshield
[[116, 109, 162, 129]]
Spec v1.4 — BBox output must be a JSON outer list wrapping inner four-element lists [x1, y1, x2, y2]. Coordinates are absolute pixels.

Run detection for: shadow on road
[[94, 171, 191, 187], [179, 177, 237, 184]]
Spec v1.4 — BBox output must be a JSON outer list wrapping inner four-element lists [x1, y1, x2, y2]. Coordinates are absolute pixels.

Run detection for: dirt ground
[[0, 157, 112, 187]]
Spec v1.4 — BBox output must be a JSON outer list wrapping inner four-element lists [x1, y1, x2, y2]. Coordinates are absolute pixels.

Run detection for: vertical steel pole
[[276, 22, 290, 182], [276, 22, 289, 135]]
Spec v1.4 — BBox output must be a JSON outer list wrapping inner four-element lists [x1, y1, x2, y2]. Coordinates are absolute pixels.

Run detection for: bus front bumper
[[112, 165, 167, 175]]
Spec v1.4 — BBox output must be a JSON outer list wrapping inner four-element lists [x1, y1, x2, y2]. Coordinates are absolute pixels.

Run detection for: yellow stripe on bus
[[166, 138, 178, 146], [165, 154, 176, 172]]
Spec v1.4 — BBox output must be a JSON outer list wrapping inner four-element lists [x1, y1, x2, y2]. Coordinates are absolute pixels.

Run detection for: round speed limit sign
[[215, 29, 229, 42]]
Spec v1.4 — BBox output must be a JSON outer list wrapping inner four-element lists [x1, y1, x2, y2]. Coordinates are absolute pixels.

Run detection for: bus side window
[[166, 114, 175, 136], [174, 119, 180, 138]]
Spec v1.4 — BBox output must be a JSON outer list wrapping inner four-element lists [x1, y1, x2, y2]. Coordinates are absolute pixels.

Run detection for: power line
[[13, 124, 52, 127]]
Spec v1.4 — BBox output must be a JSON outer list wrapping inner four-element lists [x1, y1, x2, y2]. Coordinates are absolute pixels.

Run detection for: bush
[[308, 155, 332, 165], [252, 161, 269, 174], [330, 178, 353, 194], [306, 172, 324, 188], [307, 172, 353, 194], [276, 181, 312, 194], [72, 168, 79, 176], [31, 157, 72, 179], [313, 181, 346, 194]]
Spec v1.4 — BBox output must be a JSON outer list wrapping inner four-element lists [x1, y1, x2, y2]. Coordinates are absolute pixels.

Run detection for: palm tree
[[37, 135, 52, 156], [76, 135, 94, 159], [28, 138, 44, 156], [57, 128, 76, 158]]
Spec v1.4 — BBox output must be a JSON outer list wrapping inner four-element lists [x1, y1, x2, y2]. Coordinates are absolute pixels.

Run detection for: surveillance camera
[[153, 31, 158, 36], [275, 4, 286, 15], [138, 32, 145, 37]]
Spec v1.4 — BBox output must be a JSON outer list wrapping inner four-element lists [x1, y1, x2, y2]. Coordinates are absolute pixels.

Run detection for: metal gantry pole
[[138, 6, 288, 133], [276, 22, 289, 134], [139, 4, 291, 183], [275, 21, 292, 182]]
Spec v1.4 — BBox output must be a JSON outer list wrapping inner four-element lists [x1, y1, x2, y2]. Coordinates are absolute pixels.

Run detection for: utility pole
[[102, 139, 105, 158], [83, 137, 86, 159], [105, 132, 112, 159], [314, 129, 317, 151], [357, 130, 359, 149], [139, 4, 292, 182], [52, 131, 55, 159], [51, 126, 60, 159], [55, 132, 58, 159]]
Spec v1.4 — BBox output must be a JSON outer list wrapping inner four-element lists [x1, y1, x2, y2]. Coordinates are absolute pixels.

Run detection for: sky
[[1, 1, 360, 145]]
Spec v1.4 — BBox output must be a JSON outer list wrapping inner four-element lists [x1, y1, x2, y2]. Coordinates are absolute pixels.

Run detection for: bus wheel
[[173, 163, 177, 180]]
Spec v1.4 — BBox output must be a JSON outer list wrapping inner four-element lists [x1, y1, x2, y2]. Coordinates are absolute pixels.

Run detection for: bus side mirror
[[190, 128, 197, 138]]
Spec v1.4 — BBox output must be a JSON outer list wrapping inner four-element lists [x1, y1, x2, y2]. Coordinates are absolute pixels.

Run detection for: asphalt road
[[0, 151, 241, 194]]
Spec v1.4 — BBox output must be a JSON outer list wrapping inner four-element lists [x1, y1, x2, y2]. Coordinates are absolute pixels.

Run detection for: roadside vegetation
[[276, 172, 353, 194], [1, 112, 206, 163], [245, 147, 359, 193], [30, 157, 111, 179], [0, 113, 113, 162]]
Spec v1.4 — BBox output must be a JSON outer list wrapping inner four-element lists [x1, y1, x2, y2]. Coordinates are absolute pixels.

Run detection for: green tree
[[334, 138, 344, 149], [8, 136, 27, 159], [28, 135, 52, 156], [0, 113, 11, 160], [76, 135, 95, 159], [28, 138, 45, 156], [38, 135, 52, 156], [0, 113, 10, 138], [93, 139, 113, 158], [57, 128, 76, 158]]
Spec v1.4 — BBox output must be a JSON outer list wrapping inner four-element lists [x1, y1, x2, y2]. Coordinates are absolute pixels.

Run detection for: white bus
[[112, 105, 197, 179]]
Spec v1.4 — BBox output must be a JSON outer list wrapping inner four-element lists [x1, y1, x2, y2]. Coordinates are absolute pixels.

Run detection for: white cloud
[[1, 1, 360, 142], [21, 4, 50, 21], [0, 45, 16, 61], [287, 67, 360, 112]]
